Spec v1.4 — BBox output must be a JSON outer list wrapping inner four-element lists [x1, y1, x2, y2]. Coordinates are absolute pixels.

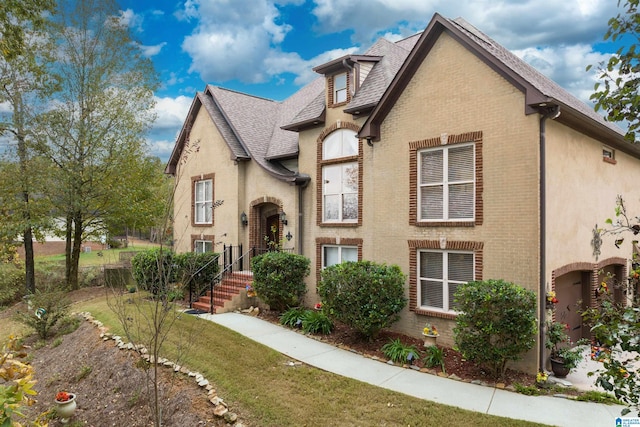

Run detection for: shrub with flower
[[55, 391, 72, 402], [536, 371, 549, 384], [546, 290, 558, 308], [422, 323, 439, 336]]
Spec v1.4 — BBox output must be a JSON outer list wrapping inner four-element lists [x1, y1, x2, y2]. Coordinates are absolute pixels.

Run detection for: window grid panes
[[194, 179, 212, 224], [418, 144, 474, 221], [418, 250, 474, 312], [195, 240, 212, 253], [334, 73, 347, 103], [323, 162, 358, 222], [323, 245, 358, 268]]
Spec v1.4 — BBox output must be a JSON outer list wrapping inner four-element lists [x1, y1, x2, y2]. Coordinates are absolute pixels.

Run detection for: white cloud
[[118, 8, 144, 32], [139, 42, 167, 58], [0, 101, 11, 113], [147, 139, 178, 160], [153, 95, 193, 130]]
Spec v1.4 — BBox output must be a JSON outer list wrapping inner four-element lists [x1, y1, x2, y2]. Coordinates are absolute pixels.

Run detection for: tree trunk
[[23, 225, 36, 294], [65, 213, 73, 284], [68, 211, 83, 290]]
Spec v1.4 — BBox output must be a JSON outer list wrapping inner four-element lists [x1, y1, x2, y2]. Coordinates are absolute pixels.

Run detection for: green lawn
[[35, 241, 159, 267], [68, 294, 548, 427]]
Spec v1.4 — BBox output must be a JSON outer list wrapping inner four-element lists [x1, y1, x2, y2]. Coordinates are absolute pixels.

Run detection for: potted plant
[[422, 322, 439, 347], [545, 321, 584, 378], [54, 391, 77, 423]]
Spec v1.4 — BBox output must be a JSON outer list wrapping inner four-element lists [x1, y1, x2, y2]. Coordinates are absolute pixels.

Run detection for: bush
[[453, 279, 537, 379], [0, 264, 25, 307], [423, 345, 445, 372], [131, 248, 175, 296], [318, 261, 406, 340], [251, 252, 310, 311], [15, 287, 71, 339], [173, 251, 220, 289]]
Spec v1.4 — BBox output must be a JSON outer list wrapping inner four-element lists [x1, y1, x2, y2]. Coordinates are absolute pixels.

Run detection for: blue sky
[[115, 0, 624, 162]]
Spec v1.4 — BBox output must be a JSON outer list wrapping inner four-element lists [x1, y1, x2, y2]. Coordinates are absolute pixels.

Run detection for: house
[[165, 13, 640, 373]]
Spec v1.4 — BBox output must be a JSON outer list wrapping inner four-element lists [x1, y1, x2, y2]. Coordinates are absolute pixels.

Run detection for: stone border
[[75, 311, 245, 425]]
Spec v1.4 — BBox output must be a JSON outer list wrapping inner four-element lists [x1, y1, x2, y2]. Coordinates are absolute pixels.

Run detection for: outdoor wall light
[[240, 211, 248, 226], [280, 211, 288, 225]]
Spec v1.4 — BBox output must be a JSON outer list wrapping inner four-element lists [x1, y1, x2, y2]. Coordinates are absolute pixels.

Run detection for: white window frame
[[322, 245, 358, 268], [333, 72, 347, 104], [322, 162, 358, 223], [418, 143, 475, 222], [194, 240, 212, 253], [417, 250, 474, 312], [194, 179, 213, 224]]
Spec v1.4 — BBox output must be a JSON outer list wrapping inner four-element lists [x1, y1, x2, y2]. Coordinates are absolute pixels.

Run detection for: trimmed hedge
[[251, 251, 310, 311], [318, 261, 406, 340]]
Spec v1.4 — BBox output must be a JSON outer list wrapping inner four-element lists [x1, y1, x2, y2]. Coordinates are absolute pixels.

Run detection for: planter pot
[[549, 358, 570, 378], [55, 393, 77, 424], [422, 333, 438, 347]]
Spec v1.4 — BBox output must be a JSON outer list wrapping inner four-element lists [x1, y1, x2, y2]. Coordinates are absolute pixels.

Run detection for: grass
[[36, 241, 159, 267], [70, 294, 547, 427]]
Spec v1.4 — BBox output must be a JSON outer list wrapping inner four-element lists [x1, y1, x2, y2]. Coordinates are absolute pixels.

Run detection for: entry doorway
[[555, 271, 591, 344]]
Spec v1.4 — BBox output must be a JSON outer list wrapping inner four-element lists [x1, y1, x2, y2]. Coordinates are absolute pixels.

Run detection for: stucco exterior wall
[[545, 121, 640, 273]]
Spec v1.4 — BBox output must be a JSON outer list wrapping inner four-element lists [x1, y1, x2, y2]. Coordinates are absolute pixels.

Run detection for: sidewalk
[[197, 312, 625, 427]]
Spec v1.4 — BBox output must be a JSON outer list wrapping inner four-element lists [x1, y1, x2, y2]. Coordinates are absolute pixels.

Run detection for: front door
[[265, 214, 280, 249]]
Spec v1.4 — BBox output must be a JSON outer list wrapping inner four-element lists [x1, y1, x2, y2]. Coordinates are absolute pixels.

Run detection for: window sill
[[414, 220, 475, 227], [414, 307, 457, 320], [603, 157, 617, 165], [320, 222, 359, 227]]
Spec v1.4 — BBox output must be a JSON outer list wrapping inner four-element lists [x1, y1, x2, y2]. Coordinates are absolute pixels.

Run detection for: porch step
[[192, 271, 254, 313]]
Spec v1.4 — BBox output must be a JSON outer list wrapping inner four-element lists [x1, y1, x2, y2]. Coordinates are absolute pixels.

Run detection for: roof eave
[[281, 109, 326, 132], [164, 94, 204, 175]]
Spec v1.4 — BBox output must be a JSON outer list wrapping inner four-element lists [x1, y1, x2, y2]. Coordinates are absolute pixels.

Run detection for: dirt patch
[[2, 288, 236, 427]]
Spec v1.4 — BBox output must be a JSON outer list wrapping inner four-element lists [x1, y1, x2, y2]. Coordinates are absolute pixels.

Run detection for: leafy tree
[[588, 0, 640, 141], [318, 261, 406, 340], [453, 279, 537, 379], [0, 1, 58, 294], [34, 0, 159, 289]]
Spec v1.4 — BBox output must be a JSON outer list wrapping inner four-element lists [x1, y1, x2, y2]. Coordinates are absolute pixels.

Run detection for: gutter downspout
[[539, 105, 560, 372], [294, 174, 311, 256]]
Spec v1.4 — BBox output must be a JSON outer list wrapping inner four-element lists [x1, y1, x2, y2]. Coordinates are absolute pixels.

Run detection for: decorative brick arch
[[248, 196, 284, 249]]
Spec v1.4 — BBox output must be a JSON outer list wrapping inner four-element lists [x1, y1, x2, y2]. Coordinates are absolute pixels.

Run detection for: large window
[[321, 128, 359, 223], [194, 240, 212, 253], [194, 179, 212, 224], [419, 143, 474, 221], [322, 245, 358, 268], [418, 250, 474, 312], [333, 72, 347, 104]]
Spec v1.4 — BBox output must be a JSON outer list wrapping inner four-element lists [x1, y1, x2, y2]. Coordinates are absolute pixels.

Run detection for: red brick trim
[[408, 240, 483, 315], [315, 237, 363, 285], [191, 173, 215, 227], [248, 197, 284, 249], [328, 72, 351, 108], [316, 122, 363, 227], [409, 131, 483, 227]]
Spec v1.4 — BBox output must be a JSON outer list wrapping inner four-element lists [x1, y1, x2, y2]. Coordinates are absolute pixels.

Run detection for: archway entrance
[[249, 201, 282, 251]]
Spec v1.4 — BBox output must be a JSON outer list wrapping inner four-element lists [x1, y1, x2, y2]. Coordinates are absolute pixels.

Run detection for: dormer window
[[334, 73, 347, 104]]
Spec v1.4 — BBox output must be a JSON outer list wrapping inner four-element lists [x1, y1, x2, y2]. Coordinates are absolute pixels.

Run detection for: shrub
[[318, 261, 406, 340], [15, 287, 71, 339], [381, 338, 420, 364], [173, 251, 220, 289], [131, 248, 175, 296], [0, 264, 25, 307], [302, 310, 333, 335], [251, 251, 310, 311], [0, 335, 39, 425], [280, 307, 308, 328], [453, 279, 537, 379]]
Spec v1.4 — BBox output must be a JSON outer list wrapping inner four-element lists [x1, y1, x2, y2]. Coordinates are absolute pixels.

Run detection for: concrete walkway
[[197, 312, 625, 427]]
